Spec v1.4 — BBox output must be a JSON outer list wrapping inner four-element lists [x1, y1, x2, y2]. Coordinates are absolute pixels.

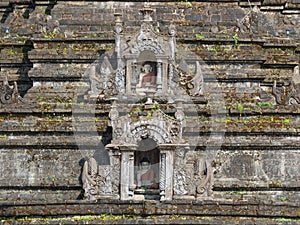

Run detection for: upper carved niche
[[114, 7, 175, 96], [87, 6, 205, 100]]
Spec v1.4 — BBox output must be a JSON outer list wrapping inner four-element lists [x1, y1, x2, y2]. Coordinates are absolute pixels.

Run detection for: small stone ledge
[[1, 102, 300, 115], [0, 199, 298, 218]]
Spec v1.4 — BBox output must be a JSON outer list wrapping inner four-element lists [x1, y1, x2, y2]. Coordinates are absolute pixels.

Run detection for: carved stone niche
[[114, 7, 176, 96], [87, 6, 205, 100], [81, 6, 205, 202], [106, 97, 186, 201], [82, 94, 188, 201]]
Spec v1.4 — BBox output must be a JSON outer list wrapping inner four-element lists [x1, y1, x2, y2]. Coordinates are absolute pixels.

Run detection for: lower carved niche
[[81, 96, 215, 201]]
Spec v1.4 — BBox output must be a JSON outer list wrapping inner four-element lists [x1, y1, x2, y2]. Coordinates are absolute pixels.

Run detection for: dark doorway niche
[[134, 138, 160, 200]]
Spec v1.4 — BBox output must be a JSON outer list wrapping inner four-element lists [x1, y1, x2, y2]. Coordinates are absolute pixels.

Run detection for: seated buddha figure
[[137, 64, 156, 89], [136, 157, 158, 189]]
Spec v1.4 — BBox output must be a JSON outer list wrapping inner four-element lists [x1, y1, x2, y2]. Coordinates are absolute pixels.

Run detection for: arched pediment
[[131, 123, 171, 144], [110, 107, 183, 146], [122, 23, 169, 57]]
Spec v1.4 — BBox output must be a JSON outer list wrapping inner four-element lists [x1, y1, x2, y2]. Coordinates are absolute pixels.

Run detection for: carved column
[[156, 61, 162, 92], [109, 97, 119, 141], [159, 144, 175, 201], [162, 61, 168, 93], [131, 61, 137, 93], [114, 13, 125, 93], [168, 24, 176, 88], [126, 60, 132, 94], [105, 144, 121, 199], [159, 152, 166, 200], [120, 145, 136, 200]]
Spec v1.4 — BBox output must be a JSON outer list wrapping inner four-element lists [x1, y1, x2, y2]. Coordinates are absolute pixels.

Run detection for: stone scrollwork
[[0, 76, 20, 105], [175, 60, 204, 96], [82, 157, 112, 200], [195, 159, 214, 197], [82, 157, 99, 200]]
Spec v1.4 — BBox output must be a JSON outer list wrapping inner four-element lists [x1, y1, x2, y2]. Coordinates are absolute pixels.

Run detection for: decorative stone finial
[[140, 6, 153, 22], [114, 13, 122, 26]]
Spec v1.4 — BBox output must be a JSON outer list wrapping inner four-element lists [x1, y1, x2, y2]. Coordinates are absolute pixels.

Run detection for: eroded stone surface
[[0, 2, 299, 223]]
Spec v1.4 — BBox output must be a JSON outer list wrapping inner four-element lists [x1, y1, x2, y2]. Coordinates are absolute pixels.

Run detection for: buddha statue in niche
[[137, 63, 156, 89], [135, 157, 159, 189]]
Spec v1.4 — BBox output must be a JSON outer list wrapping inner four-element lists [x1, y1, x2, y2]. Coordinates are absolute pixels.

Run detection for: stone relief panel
[[261, 151, 300, 185], [214, 151, 269, 185], [173, 147, 189, 195], [222, 153, 255, 179], [89, 56, 114, 98]]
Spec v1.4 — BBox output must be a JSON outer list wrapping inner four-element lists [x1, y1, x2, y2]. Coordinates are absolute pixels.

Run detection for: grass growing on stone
[[1, 214, 138, 222], [1, 215, 299, 224]]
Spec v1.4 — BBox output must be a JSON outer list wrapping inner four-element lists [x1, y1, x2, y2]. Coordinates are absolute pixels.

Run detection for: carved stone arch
[[131, 40, 164, 55], [129, 23, 165, 56], [131, 124, 172, 145]]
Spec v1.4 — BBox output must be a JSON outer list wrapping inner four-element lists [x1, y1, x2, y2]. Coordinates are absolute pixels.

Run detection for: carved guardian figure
[[82, 157, 99, 200]]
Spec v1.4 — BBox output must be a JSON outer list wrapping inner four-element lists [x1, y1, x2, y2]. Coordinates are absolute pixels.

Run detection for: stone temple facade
[[0, 0, 299, 223], [81, 8, 216, 201]]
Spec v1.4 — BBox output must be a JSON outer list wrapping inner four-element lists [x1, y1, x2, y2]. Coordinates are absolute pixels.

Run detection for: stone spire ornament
[[140, 5, 154, 22]]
